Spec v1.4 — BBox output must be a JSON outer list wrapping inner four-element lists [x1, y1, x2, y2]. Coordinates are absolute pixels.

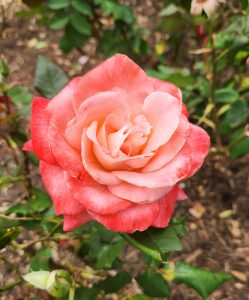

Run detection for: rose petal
[[31, 97, 56, 164], [65, 91, 130, 150], [40, 162, 86, 215], [82, 130, 121, 185], [187, 124, 210, 177], [66, 176, 133, 214], [46, 77, 81, 116], [177, 187, 188, 201], [88, 201, 160, 233], [23, 140, 33, 151], [142, 92, 181, 153], [152, 186, 178, 227], [87, 121, 153, 171], [63, 212, 92, 231], [143, 114, 190, 172], [112, 142, 192, 188], [108, 182, 172, 203], [73, 54, 153, 111], [49, 111, 84, 177], [150, 77, 188, 117]]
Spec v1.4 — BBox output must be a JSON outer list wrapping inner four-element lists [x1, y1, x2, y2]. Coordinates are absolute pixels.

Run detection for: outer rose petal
[[48, 111, 84, 177], [63, 212, 92, 231], [149, 77, 188, 117], [46, 77, 81, 116], [190, 0, 203, 15], [187, 124, 210, 177], [23, 140, 33, 151], [203, 0, 219, 18], [73, 54, 153, 111], [31, 97, 56, 164], [108, 182, 172, 203], [177, 187, 188, 201], [40, 162, 86, 215], [88, 201, 161, 233], [152, 186, 178, 227], [66, 175, 133, 214]]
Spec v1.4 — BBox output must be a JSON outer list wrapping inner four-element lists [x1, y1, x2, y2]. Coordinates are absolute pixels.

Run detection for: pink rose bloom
[[190, 0, 219, 18], [24, 54, 210, 233]]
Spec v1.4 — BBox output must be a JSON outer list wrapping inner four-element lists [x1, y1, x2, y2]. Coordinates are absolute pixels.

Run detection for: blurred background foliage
[[0, 0, 248, 299]]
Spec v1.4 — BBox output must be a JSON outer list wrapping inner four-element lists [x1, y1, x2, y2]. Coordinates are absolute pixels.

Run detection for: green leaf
[[74, 287, 100, 300], [96, 240, 124, 269], [159, 4, 182, 17], [230, 137, 249, 159], [60, 24, 86, 53], [6, 203, 31, 216], [225, 100, 247, 128], [101, 1, 134, 24], [0, 58, 9, 77], [33, 56, 68, 98], [97, 271, 131, 294], [30, 248, 52, 271], [29, 188, 52, 213], [70, 12, 91, 35], [125, 296, 151, 300], [136, 270, 170, 298], [174, 262, 232, 299], [49, 12, 69, 30], [47, 0, 69, 10], [8, 85, 32, 115], [121, 218, 187, 262], [0, 227, 19, 250], [72, 0, 92, 16], [241, 0, 248, 10], [215, 88, 239, 103]]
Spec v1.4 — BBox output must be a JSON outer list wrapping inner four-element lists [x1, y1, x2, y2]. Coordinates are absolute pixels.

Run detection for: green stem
[[208, 21, 223, 150], [0, 279, 23, 292], [68, 281, 76, 300], [0, 213, 61, 223]]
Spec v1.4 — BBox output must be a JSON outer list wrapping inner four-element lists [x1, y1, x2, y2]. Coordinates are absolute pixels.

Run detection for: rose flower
[[24, 54, 210, 233]]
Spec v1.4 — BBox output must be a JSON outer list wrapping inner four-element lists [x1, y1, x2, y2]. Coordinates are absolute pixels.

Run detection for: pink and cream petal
[[112, 141, 192, 188], [108, 182, 172, 203], [82, 130, 121, 185], [143, 115, 190, 172], [40, 162, 86, 215], [65, 91, 130, 150], [142, 92, 181, 153]]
